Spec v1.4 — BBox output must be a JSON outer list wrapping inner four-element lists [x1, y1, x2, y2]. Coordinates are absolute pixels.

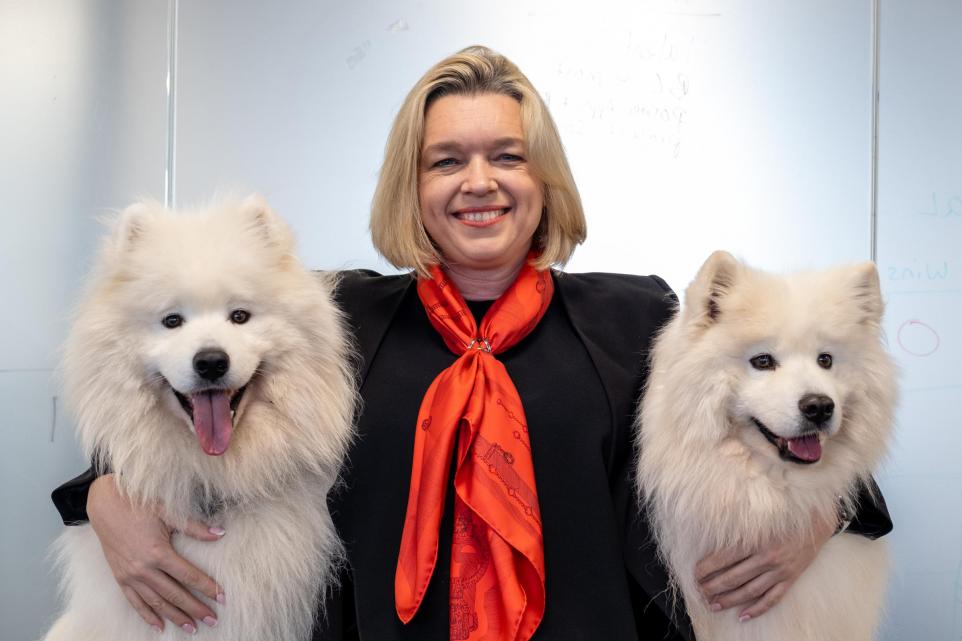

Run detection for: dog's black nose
[[193, 349, 230, 381], [799, 393, 834, 426]]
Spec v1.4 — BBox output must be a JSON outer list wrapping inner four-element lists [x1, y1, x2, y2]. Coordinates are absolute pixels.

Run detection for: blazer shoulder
[[330, 269, 412, 307], [321, 269, 412, 324], [554, 271, 678, 324]]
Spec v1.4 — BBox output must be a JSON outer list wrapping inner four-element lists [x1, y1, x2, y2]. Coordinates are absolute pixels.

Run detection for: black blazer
[[318, 268, 689, 640]]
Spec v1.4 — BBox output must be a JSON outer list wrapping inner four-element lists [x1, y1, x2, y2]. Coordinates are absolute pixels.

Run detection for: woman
[[53, 46, 891, 640]]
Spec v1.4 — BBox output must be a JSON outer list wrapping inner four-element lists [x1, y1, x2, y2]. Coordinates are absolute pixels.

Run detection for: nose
[[798, 393, 834, 426], [193, 349, 230, 381], [461, 158, 496, 195]]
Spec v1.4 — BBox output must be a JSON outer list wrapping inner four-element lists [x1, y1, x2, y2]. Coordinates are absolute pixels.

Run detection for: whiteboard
[[875, 1, 962, 639], [3, 1, 960, 640]]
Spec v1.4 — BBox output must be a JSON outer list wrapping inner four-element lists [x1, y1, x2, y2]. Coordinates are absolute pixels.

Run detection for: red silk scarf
[[395, 257, 552, 641]]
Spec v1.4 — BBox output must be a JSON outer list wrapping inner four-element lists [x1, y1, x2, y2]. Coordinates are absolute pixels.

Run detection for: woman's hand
[[87, 473, 225, 633], [694, 512, 837, 622]]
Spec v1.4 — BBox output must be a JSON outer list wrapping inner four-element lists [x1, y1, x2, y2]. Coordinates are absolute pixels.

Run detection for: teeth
[[459, 209, 505, 222]]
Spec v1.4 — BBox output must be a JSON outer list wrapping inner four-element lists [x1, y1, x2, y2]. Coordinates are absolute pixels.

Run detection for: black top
[[52, 269, 893, 641]]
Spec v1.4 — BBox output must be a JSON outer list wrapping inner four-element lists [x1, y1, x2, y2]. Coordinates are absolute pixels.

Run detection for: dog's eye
[[749, 354, 777, 370], [230, 309, 251, 324], [817, 353, 833, 369], [161, 313, 183, 329]]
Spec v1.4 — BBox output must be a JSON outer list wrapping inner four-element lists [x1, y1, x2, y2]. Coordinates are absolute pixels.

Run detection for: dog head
[[108, 195, 298, 456], [680, 250, 893, 470], [65, 195, 355, 512]]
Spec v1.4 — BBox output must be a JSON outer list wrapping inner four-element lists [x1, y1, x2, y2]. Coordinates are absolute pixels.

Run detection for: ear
[[683, 250, 740, 327], [113, 201, 153, 253], [238, 194, 294, 252], [850, 261, 883, 326]]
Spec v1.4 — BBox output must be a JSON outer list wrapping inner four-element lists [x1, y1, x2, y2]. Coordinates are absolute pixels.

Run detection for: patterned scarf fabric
[[395, 256, 552, 641]]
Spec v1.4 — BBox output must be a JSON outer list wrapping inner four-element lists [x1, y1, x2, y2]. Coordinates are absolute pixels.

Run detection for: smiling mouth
[[453, 207, 510, 224], [751, 417, 823, 465], [172, 385, 248, 420]]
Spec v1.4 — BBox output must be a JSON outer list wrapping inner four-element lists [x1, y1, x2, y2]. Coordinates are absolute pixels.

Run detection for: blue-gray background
[[2, 1, 959, 639]]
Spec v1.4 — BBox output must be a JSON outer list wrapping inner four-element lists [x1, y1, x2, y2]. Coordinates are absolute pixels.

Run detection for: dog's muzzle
[[752, 417, 823, 464]]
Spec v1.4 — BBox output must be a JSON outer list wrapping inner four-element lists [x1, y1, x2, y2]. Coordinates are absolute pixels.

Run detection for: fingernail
[[152, 625, 162, 634], [182, 622, 197, 634], [216, 592, 227, 605], [739, 614, 752, 623], [710, 603, 722, 612], [203, 616, 218, 627], [209, 526, 226, 536]]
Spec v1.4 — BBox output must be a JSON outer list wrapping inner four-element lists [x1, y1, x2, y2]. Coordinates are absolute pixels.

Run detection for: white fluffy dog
[[43, 197, 355, 641], [637, 251, 896, 641]]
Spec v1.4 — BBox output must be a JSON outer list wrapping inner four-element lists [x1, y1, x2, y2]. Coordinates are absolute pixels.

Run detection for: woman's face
[[418, 92, 544, 274]]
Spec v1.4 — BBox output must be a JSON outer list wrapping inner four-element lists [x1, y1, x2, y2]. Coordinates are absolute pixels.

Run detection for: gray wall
[[0, 1, 168, 638]]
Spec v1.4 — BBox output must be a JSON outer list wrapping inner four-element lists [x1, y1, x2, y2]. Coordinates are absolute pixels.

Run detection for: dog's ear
[[684, 250, 740, 327], [113, 201, 153, 252], [850, 261, 884, 326], [239, 194, 295, 252]]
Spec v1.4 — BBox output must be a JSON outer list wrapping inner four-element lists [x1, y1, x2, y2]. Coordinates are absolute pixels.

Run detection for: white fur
[[43, 196, 356, 641], [637, 251, 897, 641]]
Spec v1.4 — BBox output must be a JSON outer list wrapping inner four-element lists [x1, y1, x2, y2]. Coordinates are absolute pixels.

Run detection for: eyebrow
[[421, 136, 525, 156]]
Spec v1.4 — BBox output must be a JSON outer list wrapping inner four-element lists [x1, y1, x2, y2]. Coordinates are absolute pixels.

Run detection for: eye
[[431, 157, 458, 169], [497, 153, 523, 162], [749, 353, 777, 370], [161, 313, 183, 329], [230, 309, 251, 324], [817, 353, 833, 369]]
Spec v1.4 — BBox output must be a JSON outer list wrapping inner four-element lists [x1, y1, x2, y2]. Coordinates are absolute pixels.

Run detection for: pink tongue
[[786, 434, 822, 462], [190, 390, 233, 456]]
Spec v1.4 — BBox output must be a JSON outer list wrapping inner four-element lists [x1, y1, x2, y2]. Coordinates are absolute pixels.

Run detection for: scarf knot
[[465, 338, 492, 353]]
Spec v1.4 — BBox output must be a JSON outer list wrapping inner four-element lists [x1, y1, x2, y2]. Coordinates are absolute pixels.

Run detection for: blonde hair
[[370, 45, 586, 275]]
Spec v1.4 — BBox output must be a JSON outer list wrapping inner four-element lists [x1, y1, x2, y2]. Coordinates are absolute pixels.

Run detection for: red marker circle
[[897, 319, 940, 357]]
